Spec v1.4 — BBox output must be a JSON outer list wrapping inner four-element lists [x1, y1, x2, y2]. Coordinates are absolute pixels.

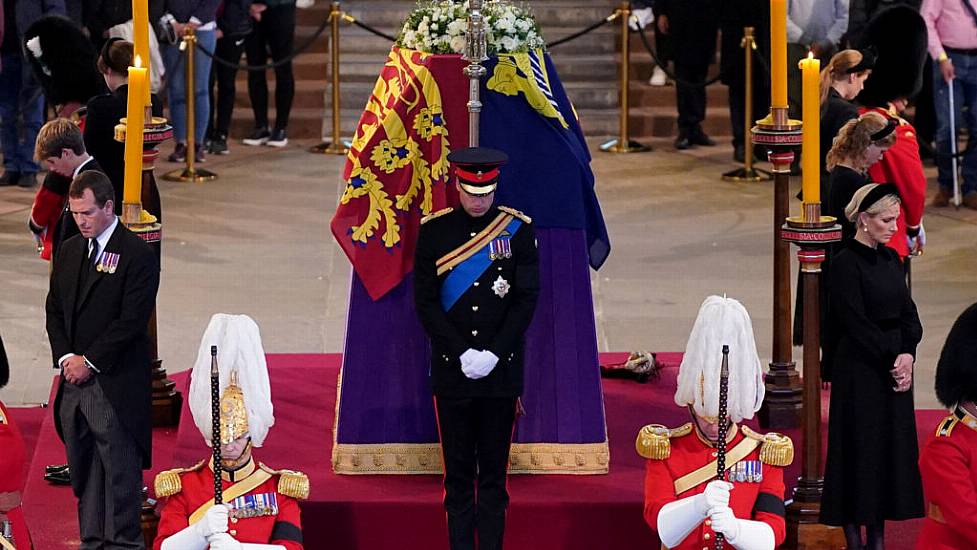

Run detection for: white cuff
[[84, 357, 100, 373], [656, 495, 707, 548], [240, 545, 287, 550], [58, 353, 75, 369], [161, 523, 209, 550], [727, 518, 776, 550]]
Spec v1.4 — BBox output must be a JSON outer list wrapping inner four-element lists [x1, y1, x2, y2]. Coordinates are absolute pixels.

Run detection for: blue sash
[[440, 217, 522, 311]]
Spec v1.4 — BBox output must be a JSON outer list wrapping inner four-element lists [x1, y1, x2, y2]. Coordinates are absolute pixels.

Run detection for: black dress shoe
[[674, 136, 693, 150], [733, 144, 745, 163], [0, 171, 19, 186], [45, 468, 71, 485], [45, 463, 69, 474], [691, 131, 716, 146]]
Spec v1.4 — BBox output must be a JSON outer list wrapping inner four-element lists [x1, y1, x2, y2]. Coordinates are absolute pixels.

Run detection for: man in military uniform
[[917, 302, 977, 549], [637, 296, 793, 550], [153, 314, 308, 550], [413, 147, 540, 550]]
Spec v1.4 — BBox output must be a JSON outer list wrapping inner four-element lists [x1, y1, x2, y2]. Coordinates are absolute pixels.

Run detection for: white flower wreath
[[397, 1, 545, 55]]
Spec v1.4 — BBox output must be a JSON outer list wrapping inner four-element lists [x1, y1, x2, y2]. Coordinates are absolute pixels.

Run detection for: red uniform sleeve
[[751, 464, 787, 547], [270, 493, 304, 550], [152, 491, 191, 550], [919, 436, 977, 547], [0, 413, 26, 493], [643, 459, 678, 531]]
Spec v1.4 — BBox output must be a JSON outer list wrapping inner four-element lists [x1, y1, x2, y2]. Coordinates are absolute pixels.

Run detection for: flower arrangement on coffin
[[397, 0, 545, 55]]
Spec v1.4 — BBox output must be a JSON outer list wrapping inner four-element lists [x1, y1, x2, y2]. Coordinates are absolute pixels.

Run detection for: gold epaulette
[[498, 206, 532, 224], [421, 207, 453, 225], [260, 463, 310, 500], [636, 422, 692, 460], [936, 414, 960, 438], [154, 459, 207, 498], [0, 408, 7, 425], [742, 426, 794, 467]]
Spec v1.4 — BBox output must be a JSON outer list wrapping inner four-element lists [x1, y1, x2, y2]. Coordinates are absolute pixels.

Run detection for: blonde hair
[[34, 118, 85, 161], [844, 184, 901, 222], [819, 50, 870, 106], [826, 111, 897, 171]]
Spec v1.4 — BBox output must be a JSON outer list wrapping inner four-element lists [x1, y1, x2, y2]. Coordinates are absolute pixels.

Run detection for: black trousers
[[435, 396, 517, 550], [245, 3, 296, 131], [674, 57, 711, 135], [727, 73, 770, 148], [208, 33, 249, 137]]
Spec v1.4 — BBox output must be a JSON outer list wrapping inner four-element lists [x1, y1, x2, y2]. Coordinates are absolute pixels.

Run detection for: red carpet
[[17, 353, 937, 549]]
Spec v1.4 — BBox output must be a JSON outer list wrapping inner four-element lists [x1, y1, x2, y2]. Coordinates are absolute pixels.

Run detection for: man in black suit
[[414, 147, 540, 550], [46, 171, 160, 549]]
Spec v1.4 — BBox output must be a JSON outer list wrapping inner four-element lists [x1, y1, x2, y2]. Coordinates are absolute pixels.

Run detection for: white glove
[[656, 493, 708, 547], [296, 0, 314, 7], [160, 504, 230, 550], [628, 7, 654, 30], [908, 223, 926, 252], [708, 507, 776, 550], [460, 348, 481, 379], [207, 533, 243, 550], [466, 350, 499, 379], [695, 480, 732, 515]]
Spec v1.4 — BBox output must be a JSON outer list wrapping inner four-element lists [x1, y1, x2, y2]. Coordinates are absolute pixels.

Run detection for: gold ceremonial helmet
[[219, 373, 249, 445]]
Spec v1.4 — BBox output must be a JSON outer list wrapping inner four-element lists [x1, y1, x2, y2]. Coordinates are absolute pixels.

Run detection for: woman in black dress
[[820, 183, 924, 550], [819, 49, 874, 183], [825, 112, 897, 243], [83, 38, 164, 218]]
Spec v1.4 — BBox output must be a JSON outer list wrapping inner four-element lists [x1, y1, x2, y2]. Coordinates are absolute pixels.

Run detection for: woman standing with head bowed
[[820, 183, 925, 550]]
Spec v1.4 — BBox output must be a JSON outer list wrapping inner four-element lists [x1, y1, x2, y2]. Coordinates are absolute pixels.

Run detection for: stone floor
[[1, 137, 975, 410]]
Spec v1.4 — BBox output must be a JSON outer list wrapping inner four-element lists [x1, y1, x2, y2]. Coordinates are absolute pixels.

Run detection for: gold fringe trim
[[154, 470, 182, 498], [332, 441, 610, 475], [635, 424, 671, 460]]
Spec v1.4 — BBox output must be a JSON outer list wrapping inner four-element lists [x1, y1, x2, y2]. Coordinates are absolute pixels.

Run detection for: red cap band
[[455, 166, 500, 183]]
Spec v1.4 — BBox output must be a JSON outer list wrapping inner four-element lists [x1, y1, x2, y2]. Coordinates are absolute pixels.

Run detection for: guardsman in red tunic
[[917, 303, 977, 549], [637, 296, 793, 550], [153, 314, 308, 550], [856, 6, 929, 260], [0, 335, 32, 549]]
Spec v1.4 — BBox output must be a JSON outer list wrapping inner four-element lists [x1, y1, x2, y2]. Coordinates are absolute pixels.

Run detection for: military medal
[[230, 492, 279, 519], [96, 252, 120, 274], [488, 234, 512, 260], [492, 276, 510, 298]]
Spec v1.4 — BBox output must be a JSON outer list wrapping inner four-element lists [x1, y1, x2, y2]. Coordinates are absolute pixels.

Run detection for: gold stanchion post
[[600, 2, 649, 153], [722, 27, 771, 182], [310, 1, 350, 155], [164, 26, 218, 182]]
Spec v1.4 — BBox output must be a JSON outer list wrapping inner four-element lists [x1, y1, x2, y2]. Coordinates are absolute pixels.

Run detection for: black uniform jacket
[[46, 223, 161, 467], [414, 206, 540, 399]]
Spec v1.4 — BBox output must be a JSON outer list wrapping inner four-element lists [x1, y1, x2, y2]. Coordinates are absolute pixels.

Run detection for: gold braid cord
[[332, 441, 610, 475]]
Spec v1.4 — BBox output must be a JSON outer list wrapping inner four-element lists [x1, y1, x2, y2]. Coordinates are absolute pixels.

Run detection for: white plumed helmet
[[674, 296, 765, 423], [189, 314, 275, 448]]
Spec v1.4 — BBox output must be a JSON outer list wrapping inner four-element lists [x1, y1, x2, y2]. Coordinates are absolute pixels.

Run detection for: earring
[[863, 226, 868, 232]]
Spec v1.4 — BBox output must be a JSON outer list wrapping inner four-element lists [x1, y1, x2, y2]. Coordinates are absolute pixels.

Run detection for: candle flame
[[134, 55, 143, 68], [807, 51, 814, 60]]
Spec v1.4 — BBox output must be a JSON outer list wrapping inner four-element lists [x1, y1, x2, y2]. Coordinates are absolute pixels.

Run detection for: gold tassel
[[635, 424, 671, 460], [154, 470, 183, 498], [277, 470, 311, 500], [759, 433, 794, 467]]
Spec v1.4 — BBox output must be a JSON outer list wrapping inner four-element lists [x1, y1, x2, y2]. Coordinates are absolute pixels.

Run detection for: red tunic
[[861, 107, 926, 260], [0, 401, 31, 548], [643, 425, 787, 550], [153, 458, 304, 550], [917, 408, 977, 549]]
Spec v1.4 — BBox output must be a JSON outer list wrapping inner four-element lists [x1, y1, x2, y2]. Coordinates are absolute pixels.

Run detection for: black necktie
[[90, 239, 99, 267]]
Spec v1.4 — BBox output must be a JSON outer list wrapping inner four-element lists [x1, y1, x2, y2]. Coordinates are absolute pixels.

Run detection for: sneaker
[[932, 187, 951, 207], [267, 128, 288, 148], [168, 142, 187, 163], [209, 134, 229, 155], [242, 127, 271, 146], [0, 171, 19, 186], [17, 172, 37, 188], [194, 144, 206, 163], [649, 65, 667, 86]]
